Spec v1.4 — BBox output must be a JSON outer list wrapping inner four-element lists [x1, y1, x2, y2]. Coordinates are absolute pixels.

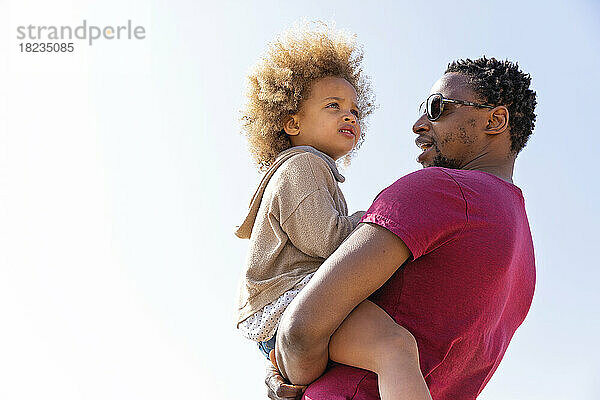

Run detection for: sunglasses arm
[[445, 98, 494, 109]]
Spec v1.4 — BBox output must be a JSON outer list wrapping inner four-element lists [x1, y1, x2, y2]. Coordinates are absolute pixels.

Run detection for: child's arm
[[277, 154, 364, 259], [282, 197, 363, 258]]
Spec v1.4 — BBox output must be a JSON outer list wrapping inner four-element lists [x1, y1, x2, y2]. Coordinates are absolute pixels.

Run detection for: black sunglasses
[[419, 93, 495, 121]]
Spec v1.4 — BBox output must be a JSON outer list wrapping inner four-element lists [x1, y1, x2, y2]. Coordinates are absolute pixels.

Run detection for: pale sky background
[[1, 0, 599, 399]]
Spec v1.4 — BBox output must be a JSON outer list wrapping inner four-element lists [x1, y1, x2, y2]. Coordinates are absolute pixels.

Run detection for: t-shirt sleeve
[[360, 168, 468, 260]]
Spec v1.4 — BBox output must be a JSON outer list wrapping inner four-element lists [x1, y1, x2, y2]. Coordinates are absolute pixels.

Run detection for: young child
[[235, 23, 431, 400]]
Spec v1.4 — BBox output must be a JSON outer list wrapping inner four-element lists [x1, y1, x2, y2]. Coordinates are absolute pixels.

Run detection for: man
[[266, 57, 537, 399]]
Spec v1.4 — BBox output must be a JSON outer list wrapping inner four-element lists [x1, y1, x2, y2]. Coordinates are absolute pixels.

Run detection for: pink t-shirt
[[303, 167, 536, 400]]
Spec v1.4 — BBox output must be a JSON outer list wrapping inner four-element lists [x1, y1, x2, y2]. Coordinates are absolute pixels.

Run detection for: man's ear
[[283, 114, 300, 136], [485, 106, 509, 135]]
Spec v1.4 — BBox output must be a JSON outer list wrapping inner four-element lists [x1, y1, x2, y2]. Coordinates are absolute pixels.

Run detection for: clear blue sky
[[1, 0, 599, 399]]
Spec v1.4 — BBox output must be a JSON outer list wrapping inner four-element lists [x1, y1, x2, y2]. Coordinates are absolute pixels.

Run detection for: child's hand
[[349, 210, 367, 230], [265, 359, 307, 399]]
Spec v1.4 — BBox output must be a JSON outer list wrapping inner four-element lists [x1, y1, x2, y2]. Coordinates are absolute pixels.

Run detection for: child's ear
[[283, 114, 300, 136]]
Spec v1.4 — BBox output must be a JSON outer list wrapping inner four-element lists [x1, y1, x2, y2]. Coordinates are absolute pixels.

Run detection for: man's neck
[[462, 157, 515, 184]]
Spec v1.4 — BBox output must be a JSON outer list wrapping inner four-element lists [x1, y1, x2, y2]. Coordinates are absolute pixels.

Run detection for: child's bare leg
[[328, 300, 432, 400]]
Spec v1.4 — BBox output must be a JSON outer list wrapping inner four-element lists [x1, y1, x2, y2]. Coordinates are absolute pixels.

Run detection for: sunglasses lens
[[427, 94, 442, 120]]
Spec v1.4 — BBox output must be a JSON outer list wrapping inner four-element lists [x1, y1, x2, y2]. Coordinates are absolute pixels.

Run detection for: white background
[[1, 0, 599, 399]]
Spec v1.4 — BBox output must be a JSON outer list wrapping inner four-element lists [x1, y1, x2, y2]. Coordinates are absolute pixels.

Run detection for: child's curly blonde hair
[[241, 21, 375, 170]]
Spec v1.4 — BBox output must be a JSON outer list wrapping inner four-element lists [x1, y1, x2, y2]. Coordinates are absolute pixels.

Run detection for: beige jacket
[[235, 146, 363, 325]]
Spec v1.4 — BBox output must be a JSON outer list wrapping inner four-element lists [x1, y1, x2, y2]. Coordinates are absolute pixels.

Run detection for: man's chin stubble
[[432, 148, 462, 169]]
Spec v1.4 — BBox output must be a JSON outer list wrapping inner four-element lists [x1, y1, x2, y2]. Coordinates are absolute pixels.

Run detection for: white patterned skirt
[[238, 272, 315, 342]]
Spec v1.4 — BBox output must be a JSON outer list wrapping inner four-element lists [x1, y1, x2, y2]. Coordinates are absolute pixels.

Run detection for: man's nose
[[412, 114, 430, 134]]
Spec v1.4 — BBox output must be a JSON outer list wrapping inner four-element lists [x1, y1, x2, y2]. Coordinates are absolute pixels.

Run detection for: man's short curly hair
[[241, 22, 375, 169], [445, 57, 537, 154]]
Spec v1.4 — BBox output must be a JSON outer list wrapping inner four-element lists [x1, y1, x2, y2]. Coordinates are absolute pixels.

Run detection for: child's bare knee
[[375, 327, 419, 363]]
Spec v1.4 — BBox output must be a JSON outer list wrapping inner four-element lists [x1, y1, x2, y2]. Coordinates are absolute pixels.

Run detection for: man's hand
[[265, 359, 307, 400]]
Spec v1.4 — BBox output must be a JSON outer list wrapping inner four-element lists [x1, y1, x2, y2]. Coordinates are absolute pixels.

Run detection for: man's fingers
[[266, 368, 305, 397], [267, 384, 306, 400], [275, 383, 307, 398], [265, 360, 306, 399], [267, 388, 283, 400]]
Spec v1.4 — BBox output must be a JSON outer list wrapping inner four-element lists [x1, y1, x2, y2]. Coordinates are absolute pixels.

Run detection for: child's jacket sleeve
[[275, 153, 363, 259]]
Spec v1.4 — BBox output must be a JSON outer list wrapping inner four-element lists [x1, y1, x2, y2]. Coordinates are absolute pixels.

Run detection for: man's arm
[[275, 222, 411, 384]]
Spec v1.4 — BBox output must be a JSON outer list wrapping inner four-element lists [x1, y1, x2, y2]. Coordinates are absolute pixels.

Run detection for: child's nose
[[343, 114, 356, 123]]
